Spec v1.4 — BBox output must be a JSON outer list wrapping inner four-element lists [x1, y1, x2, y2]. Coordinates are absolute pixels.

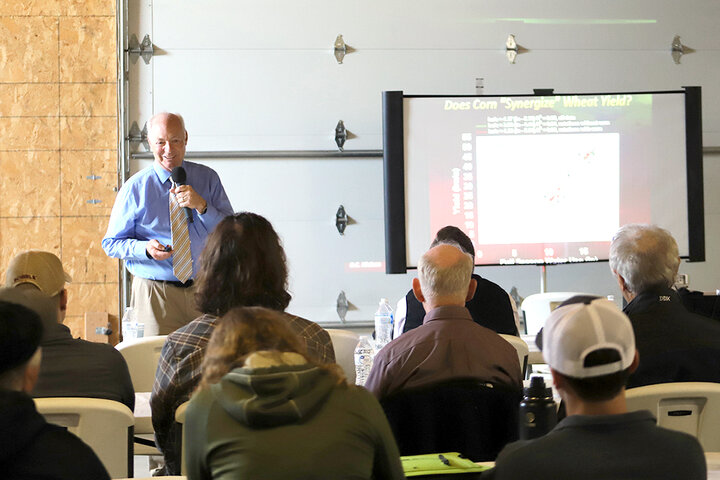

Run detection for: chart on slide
[[475, 133, 620, 244]]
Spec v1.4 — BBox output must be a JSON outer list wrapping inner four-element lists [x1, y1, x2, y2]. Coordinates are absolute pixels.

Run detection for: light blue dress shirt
[[102, 161, 234, 281]]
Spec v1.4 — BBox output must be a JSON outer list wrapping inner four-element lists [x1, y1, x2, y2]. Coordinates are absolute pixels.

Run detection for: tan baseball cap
[[4, 251, 72, 296]]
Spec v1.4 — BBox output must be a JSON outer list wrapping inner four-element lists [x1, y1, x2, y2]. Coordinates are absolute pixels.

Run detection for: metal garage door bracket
[[128, 34, 154, 65], [127, 121, 149, 151]]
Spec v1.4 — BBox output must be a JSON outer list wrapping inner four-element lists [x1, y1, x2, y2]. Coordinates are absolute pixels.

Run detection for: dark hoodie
[[184, 360, 404, 480], [0, 389, 109, 479]]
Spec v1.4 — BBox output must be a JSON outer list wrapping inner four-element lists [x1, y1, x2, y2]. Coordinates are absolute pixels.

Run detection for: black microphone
[[171, 166, 193, 223]]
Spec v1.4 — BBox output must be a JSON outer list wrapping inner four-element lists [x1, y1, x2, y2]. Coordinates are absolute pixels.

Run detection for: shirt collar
[[623, 286, 679, 315], [422, 305, 474, 324], [41, 322, 73, 344], [555, 410, 655, 431], [152, 161, 173, 185]]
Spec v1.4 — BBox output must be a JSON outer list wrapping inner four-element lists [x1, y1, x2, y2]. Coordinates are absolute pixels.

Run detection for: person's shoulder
[[69, 337, 122, 357], [646, 420, 705, 447], [183, 161, 219, 176], [472, 274, 511, 299], [67, 338, 132, 371], [684, 307, 720, 334], [282, 312, 325, 334], [492, 437, 551, 476], [644, 423, 706, 472], [186, 385, 217, 419], [123, 164, 155, 186], [167, 314, 217, 346], [330, 383, 381, 411], [374, 328, 427, 363]]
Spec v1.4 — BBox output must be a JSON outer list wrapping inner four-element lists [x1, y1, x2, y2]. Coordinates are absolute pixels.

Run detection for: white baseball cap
[[540, 297, 635, 378]]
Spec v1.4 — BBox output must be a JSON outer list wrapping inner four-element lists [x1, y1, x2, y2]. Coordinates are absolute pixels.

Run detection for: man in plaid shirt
[[150, 213, 335, 475]]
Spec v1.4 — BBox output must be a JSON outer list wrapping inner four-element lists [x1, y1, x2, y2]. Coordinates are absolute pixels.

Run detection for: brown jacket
[[365, 305, 521, 399]]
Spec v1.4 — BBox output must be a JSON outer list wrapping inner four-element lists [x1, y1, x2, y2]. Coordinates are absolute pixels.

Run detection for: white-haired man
[[103, 112, 234, 335], [364, 242, 521, 399], [610, 223, 720, 388], [490, 297, 705, 479]]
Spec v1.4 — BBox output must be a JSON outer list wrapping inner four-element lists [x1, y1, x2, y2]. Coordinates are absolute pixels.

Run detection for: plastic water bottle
[[121, 307, 144, 340], [374, 298, 394, 350], [519, 376, 558, 440], [354, 335, 375, 386], [121, 307, 137, 341]]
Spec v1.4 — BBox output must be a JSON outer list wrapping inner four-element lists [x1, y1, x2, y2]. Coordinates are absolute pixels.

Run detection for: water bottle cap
[[380, 298, 388, 304], [524, 376, 549, 398]]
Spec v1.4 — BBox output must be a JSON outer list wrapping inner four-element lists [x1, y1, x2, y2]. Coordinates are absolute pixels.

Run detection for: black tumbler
[[519, 376, 557, 440]]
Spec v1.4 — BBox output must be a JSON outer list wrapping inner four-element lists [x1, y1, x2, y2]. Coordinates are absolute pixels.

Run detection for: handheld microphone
[[171, 166, 193, 223]]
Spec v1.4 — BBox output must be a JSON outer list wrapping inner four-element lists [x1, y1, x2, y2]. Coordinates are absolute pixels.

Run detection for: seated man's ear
[[59, 289, 68, 312], [412, 278, 425, 303], [629, 350, 640, 374], [465, 278, 477, 303], [613, 270, 629, 294], [23, 349, 42, 393]]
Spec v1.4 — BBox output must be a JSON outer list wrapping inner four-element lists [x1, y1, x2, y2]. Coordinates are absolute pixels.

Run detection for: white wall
[[127, 0, 720, 325]]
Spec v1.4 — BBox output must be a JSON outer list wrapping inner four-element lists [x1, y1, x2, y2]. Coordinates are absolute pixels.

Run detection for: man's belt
[[156, 279, 194, 289]]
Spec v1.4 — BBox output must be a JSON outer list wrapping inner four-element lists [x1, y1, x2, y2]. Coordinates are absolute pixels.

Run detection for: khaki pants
[[131, 277, 201, 336]]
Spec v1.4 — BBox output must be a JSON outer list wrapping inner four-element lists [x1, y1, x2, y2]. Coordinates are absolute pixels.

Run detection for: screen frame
[[383, 87, 705, 273]]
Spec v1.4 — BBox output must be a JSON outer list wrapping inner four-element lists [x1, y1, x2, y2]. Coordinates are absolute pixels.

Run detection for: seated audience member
[[152, 212, 335, 475], [489, 297, 705, 480], [0, 299, 110, 479], [184, 306, 404, 480], [394, 226, 519, 337], [610, 224, 720, 388], [3, 251, 134, 410], [365, 242, 522, 400]]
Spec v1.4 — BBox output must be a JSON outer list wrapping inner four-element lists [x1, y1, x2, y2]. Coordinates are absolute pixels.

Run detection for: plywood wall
[[0, 0, 119, 338]]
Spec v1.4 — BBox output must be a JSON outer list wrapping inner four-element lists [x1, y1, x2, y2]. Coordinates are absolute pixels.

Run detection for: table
[[707, 452, 720, 479]]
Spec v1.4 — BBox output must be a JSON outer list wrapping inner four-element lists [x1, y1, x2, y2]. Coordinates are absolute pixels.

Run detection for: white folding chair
[[325, 328, 360, 384], [116, 335, 167, 455], [175, 401, 191, 475], [626, 382, 720, 451], [521, 292, 596, 335], [116, 336, 168, 392], [499, 334, 529, 378], [34, 397, 135, 478]]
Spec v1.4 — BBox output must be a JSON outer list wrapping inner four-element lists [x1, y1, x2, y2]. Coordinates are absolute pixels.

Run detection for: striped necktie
[[169, 187, 192, 283]]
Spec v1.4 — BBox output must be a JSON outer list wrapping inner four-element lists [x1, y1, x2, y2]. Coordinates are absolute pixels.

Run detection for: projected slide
[[402, 92, 690, 266], [475, 133, 619, 245]]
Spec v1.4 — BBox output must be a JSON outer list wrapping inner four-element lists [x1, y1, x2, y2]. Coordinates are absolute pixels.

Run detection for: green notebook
[[402, 452, 490, 477]]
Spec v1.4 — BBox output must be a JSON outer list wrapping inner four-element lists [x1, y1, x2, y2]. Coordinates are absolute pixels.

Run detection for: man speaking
[[103, 112, 233, 335]]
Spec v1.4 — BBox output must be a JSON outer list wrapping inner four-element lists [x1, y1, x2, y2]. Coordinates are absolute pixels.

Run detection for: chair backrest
[[175, 401, 191, 475], [325, 328, 360, 384], [521, 292, 596, 335], [34, 397, 135, 478], [380, 378, 522, 461], [499, 334, 529, 378], [116, 335, 168, 392], [625, 382, 720, 451]]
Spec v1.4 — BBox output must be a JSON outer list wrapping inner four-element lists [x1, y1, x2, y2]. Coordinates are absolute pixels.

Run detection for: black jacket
[[0, 389, 110, 479], [625, 287, 720, 388], [33, 322, 135, 411]]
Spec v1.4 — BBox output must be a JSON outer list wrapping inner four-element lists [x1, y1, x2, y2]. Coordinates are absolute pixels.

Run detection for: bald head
[[147, 112, 188, 172], [413, 242, 476, 309]]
